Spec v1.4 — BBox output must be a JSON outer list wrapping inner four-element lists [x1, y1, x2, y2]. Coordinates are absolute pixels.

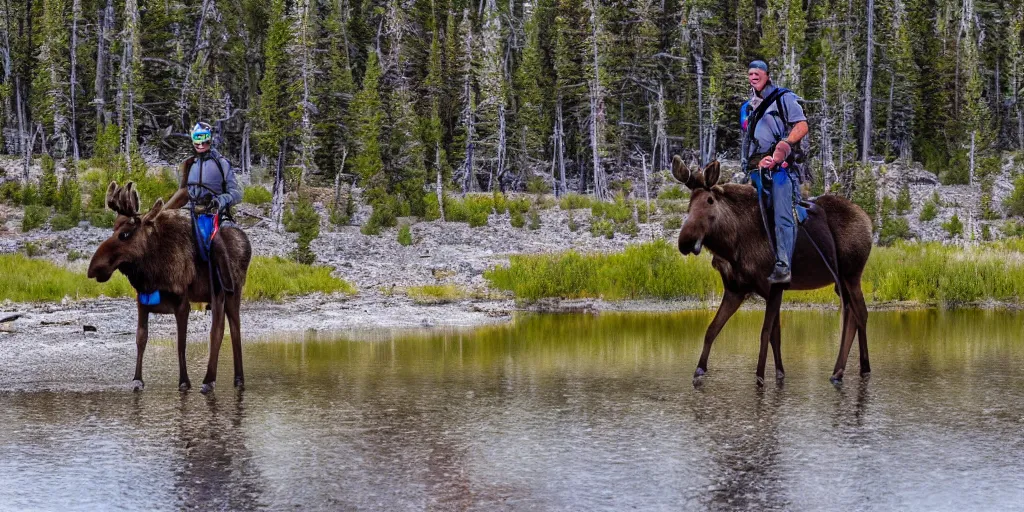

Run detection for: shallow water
[[2, 310, 1023, 511]]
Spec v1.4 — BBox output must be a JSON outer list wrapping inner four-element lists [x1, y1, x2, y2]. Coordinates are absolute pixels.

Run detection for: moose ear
[[105, 181, 119, 211], [142, 198, 164, 225], [671, 155, 690, 185], [703, 161, 721, 189]]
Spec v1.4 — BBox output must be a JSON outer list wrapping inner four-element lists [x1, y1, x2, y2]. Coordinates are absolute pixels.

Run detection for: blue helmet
[[190, 122, 212, 144]]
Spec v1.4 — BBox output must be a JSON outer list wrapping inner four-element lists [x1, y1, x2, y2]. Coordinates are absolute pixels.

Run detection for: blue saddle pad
[[194, 213, 216, 262]]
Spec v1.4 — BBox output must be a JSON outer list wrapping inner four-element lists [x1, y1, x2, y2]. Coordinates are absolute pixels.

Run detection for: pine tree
[[350, 50, 385, 203], [255, 0, 297, 226]]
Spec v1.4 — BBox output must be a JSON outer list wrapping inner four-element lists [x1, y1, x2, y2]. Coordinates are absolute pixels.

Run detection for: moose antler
[[105, 181, 141, 217]]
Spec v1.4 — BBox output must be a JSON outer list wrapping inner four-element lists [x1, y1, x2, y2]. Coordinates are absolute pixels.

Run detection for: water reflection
[[0, 310, 1023, 510]]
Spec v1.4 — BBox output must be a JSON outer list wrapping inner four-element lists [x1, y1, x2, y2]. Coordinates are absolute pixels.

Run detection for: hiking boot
[[768, 264, 792, 285]]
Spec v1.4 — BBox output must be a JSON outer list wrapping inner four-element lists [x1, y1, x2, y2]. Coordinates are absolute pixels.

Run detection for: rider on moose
[[741, 60, 809, 285], [165, 122, 243, 294]]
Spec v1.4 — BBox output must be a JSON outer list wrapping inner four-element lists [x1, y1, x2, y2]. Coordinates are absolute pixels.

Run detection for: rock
[[83, 325, 97, 333]]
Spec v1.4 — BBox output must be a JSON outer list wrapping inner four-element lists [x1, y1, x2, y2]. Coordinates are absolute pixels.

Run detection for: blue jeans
[[771, 169, 800, 269]]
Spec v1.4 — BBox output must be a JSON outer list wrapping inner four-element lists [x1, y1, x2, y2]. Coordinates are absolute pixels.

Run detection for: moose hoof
[[692, 368, 706, 387], [179, 381, 191, 392], [131, 379, 145, 392], [756, 375, 765, 388], [234, 377, 245, 390], [200, 382, 215, 394], [776, 369, 786, 381], [830, 372, 844, 387]]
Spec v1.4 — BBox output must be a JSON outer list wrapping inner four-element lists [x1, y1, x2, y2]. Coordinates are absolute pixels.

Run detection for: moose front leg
[[133, 303, 149, 391], [174, 300, 191, 391], [201, 295, 227, 394], [694, 289, 745, 386]]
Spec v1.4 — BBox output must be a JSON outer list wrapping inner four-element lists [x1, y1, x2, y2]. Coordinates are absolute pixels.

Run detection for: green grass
[[244, 256, 356, 301], [0, 254, 356, 303], [559, 193, 593, 210], [484, 239, 722, 301], [484, 240, 1024, 307], [0, 253, 133, 302], [405, 284, 467, 304]]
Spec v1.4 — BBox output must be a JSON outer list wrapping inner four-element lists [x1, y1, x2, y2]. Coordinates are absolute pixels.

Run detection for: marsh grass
[[0, 254, 356, 303], [244, 257, 356, 301], [0, 253, 133, 302], [405, 284, 467, 304], [485, 241, 1024, 306]]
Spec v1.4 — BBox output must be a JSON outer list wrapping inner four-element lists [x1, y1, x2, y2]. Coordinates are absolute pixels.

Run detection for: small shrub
[[942, 213, 964, 238], [568, 211, 578, 232], [559, 193, 591, 210], [39, 155, 59, 207], [895, 183, 911, 214], [1002, 220, 1024, 238], [22, 205, 49, 232], [526, 175, 549, 194], [657, 185, 688, 200], [21, 183, 39, 206], [1005, 174, 1024, 218], [590, 218, 614, 239], [919, 199, 938, 222], [67, 249, 85, 262], [397, 224, 413, 246], [510, 209, 525, 228], [663, 216, 682, 231], [622, 219, 639, 237], [23, 242, 42, 257], [283, 197, 321, 264], [361, 198, 398, 235], [0, 181, 21, 204], [56, 173, 81, 221], [981, 224, 992, 241], [528, 209, 541, 230], [50, 213, 77, 231], [87, 209, 116, 228], [658, 198, 688, 215], [879, 216, 912, 246], [243, 185, 272, 205], [851, 165, 878, 226]]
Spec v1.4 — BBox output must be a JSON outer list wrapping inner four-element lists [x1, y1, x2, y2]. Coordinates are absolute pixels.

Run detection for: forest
[[0, 0, 1021, 223]]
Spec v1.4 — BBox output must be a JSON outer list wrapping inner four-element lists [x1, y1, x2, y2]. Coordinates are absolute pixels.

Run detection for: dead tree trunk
[[95, 0, 113, 128], [272, 142, 286, 229], [861, 0, 874, 163], [554, 95, 567, 196], [587, 0, 607, 200], [68, 0, 81, 162]]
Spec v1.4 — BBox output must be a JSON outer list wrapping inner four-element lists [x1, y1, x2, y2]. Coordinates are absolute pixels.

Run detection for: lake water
[[1, 310, 1023, 510]]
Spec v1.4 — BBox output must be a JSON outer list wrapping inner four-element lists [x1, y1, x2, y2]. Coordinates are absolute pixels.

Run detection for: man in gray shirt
[[741, 60, 809, 285]]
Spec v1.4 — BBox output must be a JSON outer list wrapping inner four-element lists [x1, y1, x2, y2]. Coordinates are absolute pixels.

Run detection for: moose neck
[[703, 185, 772, 266], [117, 214, 197, 296]]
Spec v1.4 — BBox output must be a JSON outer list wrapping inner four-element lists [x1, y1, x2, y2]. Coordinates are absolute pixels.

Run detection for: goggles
[[191, 124, 212, 144]]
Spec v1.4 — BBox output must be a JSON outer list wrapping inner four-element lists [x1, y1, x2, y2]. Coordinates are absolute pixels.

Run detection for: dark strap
[[747, 87, 788, 143]]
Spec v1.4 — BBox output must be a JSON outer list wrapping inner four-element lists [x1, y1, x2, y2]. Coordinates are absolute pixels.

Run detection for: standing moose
[[672, 156, 873, 386], [87, 182, 252, 393]]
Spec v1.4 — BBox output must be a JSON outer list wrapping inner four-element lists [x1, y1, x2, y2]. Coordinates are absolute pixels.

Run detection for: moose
[[87, 181, 252, 393], [671, 156, 873, 386]]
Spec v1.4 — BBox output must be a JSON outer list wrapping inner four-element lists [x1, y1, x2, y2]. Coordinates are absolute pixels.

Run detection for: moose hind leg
[[201, 296, 227, 394], [133, 304, 149, 391], [771, 314, 784, 381], [226, 294, 244, 390], [757, 288, 784, 387], [175, 302, 191, 391]]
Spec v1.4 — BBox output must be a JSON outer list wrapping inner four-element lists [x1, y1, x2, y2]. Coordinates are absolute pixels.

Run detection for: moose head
[[87, 182, 166, 283], [672, 155, 733, 256]]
